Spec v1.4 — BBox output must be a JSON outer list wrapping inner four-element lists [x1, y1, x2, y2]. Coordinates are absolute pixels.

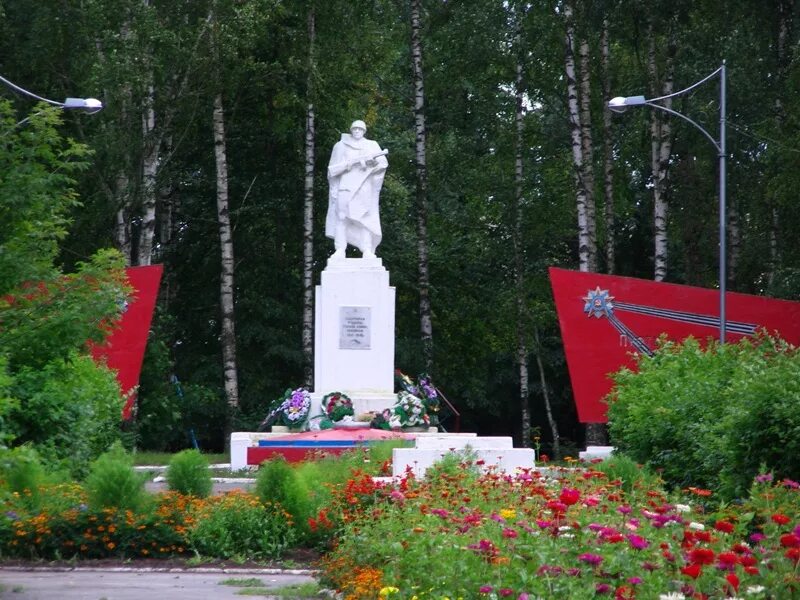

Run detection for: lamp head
[[63, 97, 103, 114], [608, 95, 646, 114]]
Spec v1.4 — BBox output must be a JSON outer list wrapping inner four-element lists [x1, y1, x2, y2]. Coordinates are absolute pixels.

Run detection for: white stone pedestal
[[313, 257, 396, 417]]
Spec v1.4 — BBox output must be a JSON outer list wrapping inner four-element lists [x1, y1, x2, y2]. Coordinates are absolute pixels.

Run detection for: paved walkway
[[0, 567, 320, 600]]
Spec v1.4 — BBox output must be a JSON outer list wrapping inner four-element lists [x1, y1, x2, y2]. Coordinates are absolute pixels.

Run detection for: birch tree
[[511, 13, 531, 448], [600, 17, 615, 273], [563, 1, 594, 274], [210, 5, 239, 429], [302, 4, 316, 388], [410, 0, 434, 372], [648, 24, 675, 282]]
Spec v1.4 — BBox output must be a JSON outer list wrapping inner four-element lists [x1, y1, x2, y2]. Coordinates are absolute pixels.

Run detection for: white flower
[[746, 586, 765, 595], [675, 503, 691, 513], [688, 522, 705, 531], [659, 594, 686, 600]]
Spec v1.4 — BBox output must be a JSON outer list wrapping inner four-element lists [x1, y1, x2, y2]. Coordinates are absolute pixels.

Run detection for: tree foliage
[[607, 334, 800, 498], [0, 1, 798, 453]]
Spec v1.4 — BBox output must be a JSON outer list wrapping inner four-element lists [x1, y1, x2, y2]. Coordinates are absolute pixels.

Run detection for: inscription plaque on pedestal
[[339, 306, 371, 350]]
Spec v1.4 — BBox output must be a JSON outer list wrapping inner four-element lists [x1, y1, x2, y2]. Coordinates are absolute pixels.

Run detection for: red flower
[[771, 513, 791, 526], [614, 585, 635, 600], [688, 548, 715, 565], [725, 573, 740, 593], [714, 520, 734, 534], [716, 552, 738, 571], [785, 547, 800, 564], [559, 487, 581, 506], [681, 564, 702, 579], [780, 533, 800, 548], [744, 566, 760, 575]]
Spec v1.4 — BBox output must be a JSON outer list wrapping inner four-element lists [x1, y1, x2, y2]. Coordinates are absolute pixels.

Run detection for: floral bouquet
[[392, 390, 430, 428], [259, 387, 312, 430], [397, 371, 440, 426], [316, 391, 355, 429]]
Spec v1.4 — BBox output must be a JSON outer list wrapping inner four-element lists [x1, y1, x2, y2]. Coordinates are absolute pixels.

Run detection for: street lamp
[[0, 73, 103, 114], [608, 61, 727, 343]]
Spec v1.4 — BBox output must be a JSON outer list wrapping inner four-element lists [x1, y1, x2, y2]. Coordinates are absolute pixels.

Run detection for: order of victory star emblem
[[583, 287, 614, 318]]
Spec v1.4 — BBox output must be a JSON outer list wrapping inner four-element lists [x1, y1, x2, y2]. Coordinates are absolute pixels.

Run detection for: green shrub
[[607, 334, 800, 499], [1, 490, 191, 560], [592, 453, 662, 497], [722, 341, 800, 497], [85, 444, 148, 512], [0, 446, 48, 511], [166, 449, 212, 497], [254, 458, 310, 526], [8, 353, 122, 477], [187, 493, 295, 560]]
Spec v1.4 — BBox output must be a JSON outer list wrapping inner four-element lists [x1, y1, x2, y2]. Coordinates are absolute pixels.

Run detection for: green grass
[[219, 578, 265, 587], [235, 582, 324, 597], [132, 451, 228, 466]]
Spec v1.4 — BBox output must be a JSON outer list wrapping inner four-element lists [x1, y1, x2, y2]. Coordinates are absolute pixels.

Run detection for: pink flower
[[578, 553, 603, 566], [502, 527, 518, 539], [626, 534, 649, 550], [499, 589, 514, 597], [479, 585, 493, 594], [595, 583, 612, 594]]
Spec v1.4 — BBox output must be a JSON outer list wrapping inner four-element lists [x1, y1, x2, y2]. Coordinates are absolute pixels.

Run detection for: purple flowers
[[626, 534, 650, 550], [578, 552, 603, 566]]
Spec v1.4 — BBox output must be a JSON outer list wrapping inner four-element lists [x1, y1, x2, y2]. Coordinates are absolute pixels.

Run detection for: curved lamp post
[[608, 61, 727, 343], [1, 73, 103, 131]]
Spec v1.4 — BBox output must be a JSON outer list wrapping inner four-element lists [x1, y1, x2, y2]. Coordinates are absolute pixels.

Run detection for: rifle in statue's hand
[[328, 148, 388, 177]]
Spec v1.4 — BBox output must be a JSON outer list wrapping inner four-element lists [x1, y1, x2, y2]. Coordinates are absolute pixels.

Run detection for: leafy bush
[[722, 341, 800, 497], [0, 446, 48, 511], [187, 491, 295, 560], [166, 449, 212, 498], [255, 457, 311, 526], [1, 489, 193, 560], [84, 444, 148, 512], [607, 334, 800, 498], [7, 353, 122, 477], [591, 453, 662, 497]]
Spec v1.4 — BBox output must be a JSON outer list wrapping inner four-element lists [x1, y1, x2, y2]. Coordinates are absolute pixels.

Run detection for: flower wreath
[[321, 391, 354, 423], [261, 387, 312, 430]]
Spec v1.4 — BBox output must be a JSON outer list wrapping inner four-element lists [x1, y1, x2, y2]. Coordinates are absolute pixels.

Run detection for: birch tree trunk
[[564, 2, 591, 273], [513, 40, 531, 449], [411, 0, 433, 373], [137, 80, 159, 266], [302, 6, 316, 389], [578, 36, 597, 271], [564, 1, 604, 446], [648, 28, 674, 282], [534, 327, 560, 460], [600, 18, 615, 274], [213, 92, 240, 422]]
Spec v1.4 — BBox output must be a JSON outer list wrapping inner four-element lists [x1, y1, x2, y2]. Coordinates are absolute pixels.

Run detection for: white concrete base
[[230, 431, 293, 471], [313, 257, 395, 395], [413, 435, 511, 450], [579, 445, 616, 461], [393, 447, 536, 478]]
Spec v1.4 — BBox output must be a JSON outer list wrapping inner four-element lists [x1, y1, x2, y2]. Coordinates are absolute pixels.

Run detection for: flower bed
[[320, 464, 800, 599], [2, 453, 798, 599], [0, 488, 293, 561]]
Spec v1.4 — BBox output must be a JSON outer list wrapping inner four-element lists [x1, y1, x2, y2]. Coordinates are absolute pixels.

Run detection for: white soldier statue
[[326, 120, 388, 259]]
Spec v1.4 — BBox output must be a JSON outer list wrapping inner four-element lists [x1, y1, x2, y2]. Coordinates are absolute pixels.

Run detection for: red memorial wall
[[549, 267, 800, 424], [91, 265, 163, 419]]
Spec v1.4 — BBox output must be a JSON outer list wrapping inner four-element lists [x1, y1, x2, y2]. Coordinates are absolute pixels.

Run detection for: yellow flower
[[380, 587, 400, 597], [500, 508, 516, 520]]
